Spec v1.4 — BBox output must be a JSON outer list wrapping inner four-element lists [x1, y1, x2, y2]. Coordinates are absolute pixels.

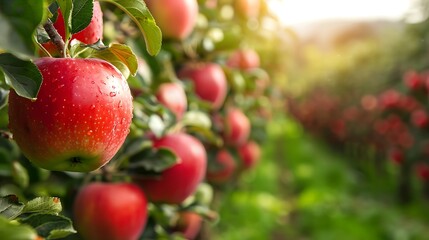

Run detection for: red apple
[[73, 182, 148, 240], [172, 212, 202, 240], [404, 70, 424, 91], [234, 0, 260, 19], [379, 89, 401, 110], [398, 96, 421, 112], [55, 1, 103, 43], [238, 141, 261, 170], [223, 108, 250, 146], [206, 149, 236, 184], [42, 1, 103, 55], [416, 163, 429, 181], [411, 109, 429, 128], [8, 58, 133, 172], [156, 83, 187, 120], [137, 133, 207, 204], [389, 148, 404, 165], [145, 0, 198, 40], [227, 49, 260, 70], [178, 63, 227, 110]]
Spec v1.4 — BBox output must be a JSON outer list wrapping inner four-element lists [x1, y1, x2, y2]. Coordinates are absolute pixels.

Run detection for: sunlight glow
[[269, 0, 415, 26]]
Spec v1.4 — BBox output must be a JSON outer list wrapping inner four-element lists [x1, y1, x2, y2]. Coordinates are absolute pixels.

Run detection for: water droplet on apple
[[52, 78, 58, 83], [72, 78, 77, 83], [58, 84, 65, 89], [91, 105, 96, 110], [110, 92, 117, 97], [52, 98, 57, 102], [87, 130, 93, 136]]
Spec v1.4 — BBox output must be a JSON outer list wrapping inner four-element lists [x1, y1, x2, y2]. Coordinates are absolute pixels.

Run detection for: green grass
[[212, 116, 429, 240]]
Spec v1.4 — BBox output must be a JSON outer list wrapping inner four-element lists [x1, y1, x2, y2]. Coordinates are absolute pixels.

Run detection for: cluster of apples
[[288, 69, 429, 200], [377, 71, 429, 179], [6, 0, 267, 239]]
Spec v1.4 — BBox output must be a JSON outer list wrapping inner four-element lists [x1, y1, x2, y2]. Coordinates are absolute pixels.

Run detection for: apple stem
[[101, 166, 113, 182], [43, 19, 68, 57]]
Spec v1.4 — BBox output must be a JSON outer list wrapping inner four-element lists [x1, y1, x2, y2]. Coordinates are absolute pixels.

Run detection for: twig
[[43, 19, 67, 57]]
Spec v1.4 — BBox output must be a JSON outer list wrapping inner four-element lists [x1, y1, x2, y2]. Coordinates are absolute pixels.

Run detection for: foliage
[[0, 0, 278, 239]]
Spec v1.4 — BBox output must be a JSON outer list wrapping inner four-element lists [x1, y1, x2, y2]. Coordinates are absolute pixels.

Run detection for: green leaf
[[148, 115, 166, 138], [0, 53, 42, 100], [183, 206, 218, 222], [129, 148, 178, 173], [100, 0, 162, 56], [0, 0, 46, 59], [71, 0, 93, 34], [22, 197, 62, 215], [11, 161, 29, 189], [0, 88, 9, 110], [88, 43, 138, 79], [0, 215, 39, 240], [19, 214, 76, 239], [36, 26, 51, 44], [57, 0, 73, 42], [182, 111, 212, 129], [0, 195, 24, 220], [120, 137, 152, 160], [186, 126, 223, 147], [48, 1, 59, 22]]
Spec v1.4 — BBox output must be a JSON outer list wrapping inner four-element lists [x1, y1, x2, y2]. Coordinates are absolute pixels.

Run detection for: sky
[[268, 0, 417, 26]]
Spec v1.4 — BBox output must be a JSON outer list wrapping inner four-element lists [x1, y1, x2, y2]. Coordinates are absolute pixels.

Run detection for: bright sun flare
[[269, 0, 415, 26]]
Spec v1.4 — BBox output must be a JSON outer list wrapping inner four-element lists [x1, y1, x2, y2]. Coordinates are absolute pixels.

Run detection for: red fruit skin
[[389, 148, 404, 165], [156, 83, 187, 120], [8, 58, 133, 172], [404, 70, 424, 91], [73, 183, 148, 240], [224, 108, 250, 146], [55, 1, 103, 44], [238, 141, 261, 170], [145, 0, 198, 40], [178, 63, 227, 110], [411, 109, 429, 128], [173, 212, 202, 240], [379, 89, 401, 110], [227, 49, 260, 70], [206, 150, 236, 184], [416, 163, 429, 181], [41, 2, 103, 56], [137, 133, 207, 204]]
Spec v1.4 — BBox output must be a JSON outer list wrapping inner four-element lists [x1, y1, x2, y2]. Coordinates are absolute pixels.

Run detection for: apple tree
[[0, 0, 277, 239]]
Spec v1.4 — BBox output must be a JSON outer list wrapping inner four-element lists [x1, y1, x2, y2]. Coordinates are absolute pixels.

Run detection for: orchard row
[[288, 70, 429, 203]]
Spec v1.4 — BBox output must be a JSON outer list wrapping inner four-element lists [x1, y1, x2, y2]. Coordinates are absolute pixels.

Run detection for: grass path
[[213, 116, 429, 240]]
